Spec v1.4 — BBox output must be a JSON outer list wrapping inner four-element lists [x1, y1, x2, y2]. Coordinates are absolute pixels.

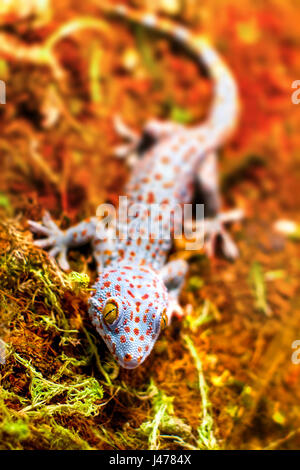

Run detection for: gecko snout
[[119, 354, 140, 369]]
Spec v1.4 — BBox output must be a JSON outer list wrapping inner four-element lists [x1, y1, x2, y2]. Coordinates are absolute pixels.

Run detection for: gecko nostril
[[124, 353, 132, 362]]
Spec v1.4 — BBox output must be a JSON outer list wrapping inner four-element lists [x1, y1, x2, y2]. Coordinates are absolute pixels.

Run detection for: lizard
[[29, 4, 243, 369]]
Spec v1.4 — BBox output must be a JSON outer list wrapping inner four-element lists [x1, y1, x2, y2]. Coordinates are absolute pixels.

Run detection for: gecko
[[29, 5, 243, 369]]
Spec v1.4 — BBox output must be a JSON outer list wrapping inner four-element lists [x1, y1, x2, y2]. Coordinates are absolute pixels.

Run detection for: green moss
[[1, 419, 29, 441], [67, 271, 90, 293], [11, 352, 103, 416], [183, 335, 218, 450], [184, 300, 220, 332], [138, 379, 192, 450], [36, 420, 92, 450], [187, 276, 204, 292], [249, 262, 272, 316]]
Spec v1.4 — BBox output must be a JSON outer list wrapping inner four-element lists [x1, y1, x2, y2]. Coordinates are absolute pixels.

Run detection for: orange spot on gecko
[[124, 353, 132, 362], [147, 192, 155, 204]]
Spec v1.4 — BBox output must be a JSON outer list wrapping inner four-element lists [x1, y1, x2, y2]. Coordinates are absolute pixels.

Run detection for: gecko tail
[[106, 4, 240, 145]]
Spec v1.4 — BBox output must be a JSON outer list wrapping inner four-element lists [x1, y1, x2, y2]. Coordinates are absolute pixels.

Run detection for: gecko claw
[[219, 230, 239, 259], [203, 210, 244, 260], [205, 226, 239, 260], [57, 247, 70, 271]]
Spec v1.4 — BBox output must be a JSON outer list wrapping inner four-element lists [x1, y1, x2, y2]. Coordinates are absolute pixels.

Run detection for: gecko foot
[[195, 209, 244, 260], [205, 221, 240, 260], [184, 208, 244, 259], [28, 211, 70, 270]]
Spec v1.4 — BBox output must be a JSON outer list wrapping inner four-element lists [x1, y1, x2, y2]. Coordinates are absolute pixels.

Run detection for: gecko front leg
[[160, 259, 190, 322], [28, 212, 97, 270]]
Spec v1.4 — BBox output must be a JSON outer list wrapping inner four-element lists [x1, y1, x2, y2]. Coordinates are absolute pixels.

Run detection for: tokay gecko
[[29, 5, 244, 369]]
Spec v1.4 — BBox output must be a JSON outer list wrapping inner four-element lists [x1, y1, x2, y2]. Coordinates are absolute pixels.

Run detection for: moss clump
[[138, 379, 193, 450], [0, 218, 107, 449], [0, 218, 204, 450]]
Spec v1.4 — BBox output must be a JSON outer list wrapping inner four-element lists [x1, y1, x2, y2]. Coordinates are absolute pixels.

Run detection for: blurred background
[[0, 0, 300, 450]]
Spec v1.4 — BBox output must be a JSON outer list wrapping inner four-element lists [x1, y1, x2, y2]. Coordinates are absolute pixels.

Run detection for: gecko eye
[[103, 301, 119, 326], [160, 308, 168, 331]]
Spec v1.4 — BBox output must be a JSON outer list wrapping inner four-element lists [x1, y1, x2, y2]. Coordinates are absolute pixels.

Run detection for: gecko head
[[88, 263, 168, 369]]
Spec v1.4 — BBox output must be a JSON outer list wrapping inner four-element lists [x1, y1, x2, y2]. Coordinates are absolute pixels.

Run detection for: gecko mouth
[[117, 353, 145, 369], [123, 361, 140, 369], [119, 357, 140, 369]]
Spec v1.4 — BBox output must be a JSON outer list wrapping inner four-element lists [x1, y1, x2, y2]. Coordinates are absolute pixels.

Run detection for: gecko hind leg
[[197, 150, 243, 259], [160, 259, 192, 322]]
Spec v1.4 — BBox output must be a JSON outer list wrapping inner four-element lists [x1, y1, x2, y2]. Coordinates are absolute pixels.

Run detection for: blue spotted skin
[[29, 7, 240, 369]]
